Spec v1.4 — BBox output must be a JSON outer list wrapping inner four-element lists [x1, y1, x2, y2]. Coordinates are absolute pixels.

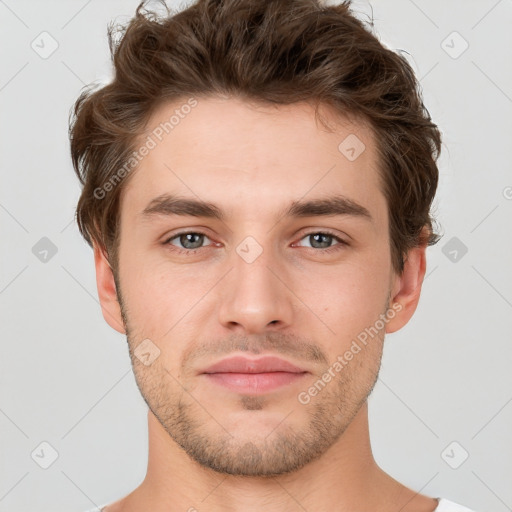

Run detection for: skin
[[93, 96, 438, 512]]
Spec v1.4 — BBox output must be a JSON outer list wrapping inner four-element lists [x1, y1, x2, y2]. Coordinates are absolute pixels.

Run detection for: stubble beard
[[114, 270, 386, 477]]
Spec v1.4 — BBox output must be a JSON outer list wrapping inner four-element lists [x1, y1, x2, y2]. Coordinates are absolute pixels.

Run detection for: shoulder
[[435, 498, 479, 512]]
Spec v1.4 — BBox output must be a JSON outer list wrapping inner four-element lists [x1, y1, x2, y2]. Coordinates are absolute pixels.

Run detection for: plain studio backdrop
[[1, 1, 511, 511]]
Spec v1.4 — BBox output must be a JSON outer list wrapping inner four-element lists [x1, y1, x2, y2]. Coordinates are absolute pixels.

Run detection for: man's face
[[111, 96, 398, 476]]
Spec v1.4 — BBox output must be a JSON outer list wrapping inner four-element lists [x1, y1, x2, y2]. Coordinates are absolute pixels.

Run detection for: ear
[[93, 242, 126, 334], [385, 240, 427, 335]]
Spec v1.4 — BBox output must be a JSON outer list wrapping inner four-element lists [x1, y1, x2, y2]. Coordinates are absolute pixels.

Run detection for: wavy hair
[[69, 0, 442, 275]]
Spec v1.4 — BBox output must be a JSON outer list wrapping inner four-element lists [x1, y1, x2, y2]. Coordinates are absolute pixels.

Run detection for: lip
[[201, 355, 307, 374], [200, 355, 309, 395]]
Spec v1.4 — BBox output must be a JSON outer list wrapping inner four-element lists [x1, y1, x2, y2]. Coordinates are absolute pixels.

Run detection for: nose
[[217, 240, 295, 335]]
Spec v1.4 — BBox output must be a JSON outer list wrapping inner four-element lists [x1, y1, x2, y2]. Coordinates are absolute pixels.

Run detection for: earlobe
[[385, 243, 427, 335], [93, 243, 126, 334]]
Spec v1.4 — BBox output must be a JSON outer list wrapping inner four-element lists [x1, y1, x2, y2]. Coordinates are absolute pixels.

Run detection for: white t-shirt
[[84, 497, 477, 511], [435, 498, 477, 511]]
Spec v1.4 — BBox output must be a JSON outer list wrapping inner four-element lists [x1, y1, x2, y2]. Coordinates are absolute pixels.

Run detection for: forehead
[[120, 96, 387, 228]]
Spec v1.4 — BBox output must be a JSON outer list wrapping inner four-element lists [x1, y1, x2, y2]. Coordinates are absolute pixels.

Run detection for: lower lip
[[203, 372, 308, 394]]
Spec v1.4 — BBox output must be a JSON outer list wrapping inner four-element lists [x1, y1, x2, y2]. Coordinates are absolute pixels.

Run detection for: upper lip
[[200, 355, 307, 374]]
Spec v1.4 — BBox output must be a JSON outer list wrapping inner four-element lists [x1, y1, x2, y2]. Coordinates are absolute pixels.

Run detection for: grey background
[[1, 0, 511, 511]]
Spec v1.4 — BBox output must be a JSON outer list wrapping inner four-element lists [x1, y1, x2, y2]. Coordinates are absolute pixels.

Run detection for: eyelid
[[294, 227, 348, 242], [162, 226, 213, 243]]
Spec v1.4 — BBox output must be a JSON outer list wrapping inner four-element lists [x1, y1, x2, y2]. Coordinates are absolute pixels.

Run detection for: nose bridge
[[217, 233, 294, 332]]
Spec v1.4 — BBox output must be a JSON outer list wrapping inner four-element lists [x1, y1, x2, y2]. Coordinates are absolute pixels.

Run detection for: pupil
[[313, 233, 330, 248], [183, 233, 202, 249]]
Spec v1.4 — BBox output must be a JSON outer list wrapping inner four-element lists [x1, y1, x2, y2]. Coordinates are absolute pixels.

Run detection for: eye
[[164, 231, 213, 254], [294, 231, 348, 254], [162, 230, 348, 256]]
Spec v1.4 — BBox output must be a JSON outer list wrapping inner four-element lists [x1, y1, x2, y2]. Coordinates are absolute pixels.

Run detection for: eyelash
[[162, 230, 348, 256]]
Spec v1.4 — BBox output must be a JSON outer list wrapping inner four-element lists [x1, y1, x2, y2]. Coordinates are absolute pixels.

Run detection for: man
[[70, 0, 477, 510]]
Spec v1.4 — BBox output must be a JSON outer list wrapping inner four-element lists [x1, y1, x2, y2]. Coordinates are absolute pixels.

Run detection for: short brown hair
[[69, 0, 442, 275]]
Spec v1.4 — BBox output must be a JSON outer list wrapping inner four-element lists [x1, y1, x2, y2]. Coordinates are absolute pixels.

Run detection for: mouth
[[200, 355, 309, 394]]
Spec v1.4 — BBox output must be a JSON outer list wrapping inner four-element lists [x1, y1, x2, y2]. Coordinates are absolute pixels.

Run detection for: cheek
[[310, 258, 390, 348], [120, 256, 214, 341]]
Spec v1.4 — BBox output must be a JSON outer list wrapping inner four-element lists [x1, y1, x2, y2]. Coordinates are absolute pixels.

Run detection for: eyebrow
[[139, 193, 372, 223]]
